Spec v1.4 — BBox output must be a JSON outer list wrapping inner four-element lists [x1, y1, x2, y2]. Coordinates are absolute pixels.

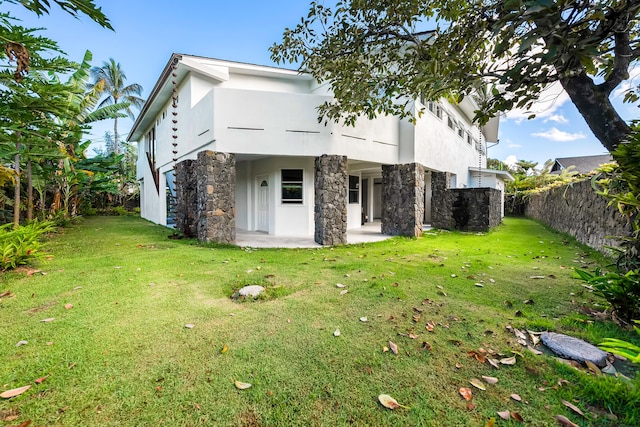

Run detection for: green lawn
[[1, 216, 639, 426]]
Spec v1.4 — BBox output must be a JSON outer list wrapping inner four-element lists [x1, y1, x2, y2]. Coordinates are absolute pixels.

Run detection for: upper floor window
[[467, 133, 473, 145], [447, 116, 455, 129], [281, 169, 303, 204], [428, 102, 443, 119], [458, 127, 464, 138], [349, 175, 359, 204]]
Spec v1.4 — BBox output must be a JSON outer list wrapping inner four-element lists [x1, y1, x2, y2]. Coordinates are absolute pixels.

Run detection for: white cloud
[[532, 127, 586, 142], [544, 114, 568, 124], [503, 155, 518, 168], [613, 65, 640, 100], [505, 82, 571, 123], [508, 143, 522, 148]]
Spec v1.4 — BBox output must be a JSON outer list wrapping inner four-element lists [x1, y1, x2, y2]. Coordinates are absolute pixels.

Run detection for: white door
[[257, 177, 269, 232]]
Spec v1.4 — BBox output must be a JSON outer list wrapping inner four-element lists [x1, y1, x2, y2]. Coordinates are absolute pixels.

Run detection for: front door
[[257, 176, 269, 232]]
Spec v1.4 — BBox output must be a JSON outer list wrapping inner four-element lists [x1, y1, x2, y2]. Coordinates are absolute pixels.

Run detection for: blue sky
[[6, 0, 636, 166]]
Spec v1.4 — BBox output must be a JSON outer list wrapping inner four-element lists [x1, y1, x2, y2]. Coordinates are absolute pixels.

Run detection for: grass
[[1, 216, 639, 426]]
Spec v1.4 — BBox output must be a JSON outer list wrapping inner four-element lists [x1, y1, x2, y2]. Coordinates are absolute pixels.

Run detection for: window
[[427, 102, 442, 119], [447, 116, 455, 129], [467, 133, 473, 145], [349, 175, 359, 204], [458, 127, 464, 138], [281, 169, 303, 204]]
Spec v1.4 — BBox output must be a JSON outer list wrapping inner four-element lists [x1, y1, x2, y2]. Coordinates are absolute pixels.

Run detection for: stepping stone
[[238, 285, 265, 298], [541, 332, 609, 367]]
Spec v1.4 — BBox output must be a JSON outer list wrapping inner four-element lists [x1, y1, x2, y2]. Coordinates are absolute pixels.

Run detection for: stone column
[[381, 163, 425, 237], [174, 159, 197, 237], [430, 171, 454, 229], [314, 155, 347, 245], [195, 151, 236, 244]]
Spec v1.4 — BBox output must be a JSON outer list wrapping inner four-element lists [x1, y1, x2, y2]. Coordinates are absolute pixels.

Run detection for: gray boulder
[[541, 332, 609, 367]]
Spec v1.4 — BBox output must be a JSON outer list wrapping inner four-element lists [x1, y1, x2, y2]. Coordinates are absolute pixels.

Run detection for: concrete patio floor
[[236, 221, 391, 248]]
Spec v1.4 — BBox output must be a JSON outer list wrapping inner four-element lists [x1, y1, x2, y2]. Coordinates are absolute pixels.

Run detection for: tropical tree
[[271, 0, 640, 152], [90, 58, 144, 154]]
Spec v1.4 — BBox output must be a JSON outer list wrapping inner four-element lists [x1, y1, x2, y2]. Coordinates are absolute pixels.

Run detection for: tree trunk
[[27, 158, 33, 221], [560, 73, 631, 153], [114, 117, 119, 155], [13, 146, 20, 228]]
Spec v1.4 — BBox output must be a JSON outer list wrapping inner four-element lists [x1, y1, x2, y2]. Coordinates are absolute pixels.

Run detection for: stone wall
[[381, 163, 425, 237], [524, 179, 632, 252], [314, 155, 348, 245], [431, 172, 502, 231], [194, 151, 236, 244], [174, 159, 197, 237]]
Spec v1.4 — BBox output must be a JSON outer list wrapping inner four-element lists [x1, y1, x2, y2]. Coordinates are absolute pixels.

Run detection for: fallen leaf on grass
[[485, 418, 496, 427], [420, 341, 432, 351], [333, 329, 340, 337], [185, 324, 195, 329], [15, 340, 28, 347], [34, 375, 49, 384], [339, 289, 348, 296], [511, 412, 524, 422], [500, 356, 516, 365], [389, 341, 398, 355], [221, 345, 228, 354], [459, 387, 473, 401], [488, 358, 500, 369], [585, 360, 602, 375], [378, 394, 408, 409], [41, 318, 55, 323], [469, 379, 486, 390], [561, 400, 584, 417], [408, 333, 418, 340], [482, 376, 498, 385], [511, 393, 522, 402], [0, 290, 11, 298], [412, 314, 421, 322], [64, 303, 73, 310], [555, 415, 579, 426], [466, 401, 475, 410], [10, 421, 31, 427], [426, 321, 435, 332], [234, 380, 252, 390], [0, 385, 31, 399], [497, 410, 511, 420], [359, 317, 368, 322]]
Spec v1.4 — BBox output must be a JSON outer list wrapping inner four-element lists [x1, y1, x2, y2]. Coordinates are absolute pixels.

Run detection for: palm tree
[[90, 59, 144, 154]]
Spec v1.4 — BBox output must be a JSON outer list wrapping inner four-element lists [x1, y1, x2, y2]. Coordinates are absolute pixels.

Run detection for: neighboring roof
[[550, 154, 613, 174], [469, 167, 514, 181]]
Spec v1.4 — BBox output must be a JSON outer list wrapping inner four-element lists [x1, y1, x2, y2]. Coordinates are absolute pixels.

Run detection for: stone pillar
[[174, 159, 197, 237], [381, 163, 425, 237], [195, 151, 236, 244], [314, 155, 347, 245], [431, 171, 454, 229]]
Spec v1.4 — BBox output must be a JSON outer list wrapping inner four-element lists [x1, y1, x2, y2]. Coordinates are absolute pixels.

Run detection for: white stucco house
[[129, 54, 512, 244]]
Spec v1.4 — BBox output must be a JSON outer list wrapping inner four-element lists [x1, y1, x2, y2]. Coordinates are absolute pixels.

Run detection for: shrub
[[112, 206, 128, 216], [0, 221, 55, 270], [575, 268, 640, 324], [599, 321, 640, 364]]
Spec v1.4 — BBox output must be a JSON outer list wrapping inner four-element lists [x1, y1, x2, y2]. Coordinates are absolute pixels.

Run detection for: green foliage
[[111, 206, 127, 216], [0, 220, 54, 270], [272, 0, 638, 150], [599, 321, 640, 364], [575, 268, 640, 323]]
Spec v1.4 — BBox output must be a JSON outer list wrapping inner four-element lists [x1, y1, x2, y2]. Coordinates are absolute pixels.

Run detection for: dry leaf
[[466, 401, 475, 411], [482, 376, 498, 385], [511, 393, 522, 402], [421, 341, 432, 351], [34, 375, 49, 384], [488, 358, 500, 369], [555, 415, 579, 427], [64, 303, 73, 310], [389, 341, 398, 355], [339, 289, 348, 296], [412, 314, 421, 322], [497, 410, 510, 420], [474, 353, 486, 363], [455, 362, 463, 369], [561, 400, 585, 417], [485, 418, 496, 427], [511, 411, 524, 422], [584, 360, 602, 375], [185, 324, 195, 329], [459, 387, 473, 401], [500, 356, 516, 365], [234, 380, 252, 390], [221, 345, 228, 354], [11, 421, 31, 427], [41, 318, 55, 323], [408, 333, 418, 340], [469, 378, 486, 390], [426, 321, 435, 332], [378, 394, 408, 409], [0, 385, 31, 399], [359, 317, 368, 322], [382, 346, 389, 352]]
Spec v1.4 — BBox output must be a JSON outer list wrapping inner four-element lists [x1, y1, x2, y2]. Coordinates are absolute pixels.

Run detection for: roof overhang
[[469, 167, 514, 182]]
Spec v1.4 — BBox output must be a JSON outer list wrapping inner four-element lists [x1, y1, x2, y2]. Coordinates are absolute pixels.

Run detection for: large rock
[[541, 332, 609, 367], [238, 285, 265, 298]]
